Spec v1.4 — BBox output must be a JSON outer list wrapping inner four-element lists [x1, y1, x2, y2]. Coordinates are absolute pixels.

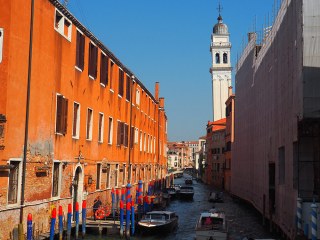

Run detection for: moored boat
[[185, 178, 193, 184], [195, 210, 227, 240], [137, 211, 178, 234], [179, 186, 194, 200], [163, 187, 177, 199]]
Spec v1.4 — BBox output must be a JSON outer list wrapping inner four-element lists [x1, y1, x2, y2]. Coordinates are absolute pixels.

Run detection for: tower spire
[[217, 1, 223, 19]]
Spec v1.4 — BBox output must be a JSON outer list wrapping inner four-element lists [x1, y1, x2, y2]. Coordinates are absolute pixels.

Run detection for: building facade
[[204, 119, 226, 187], [224, 87, 235, 192], [210, 13, 232, 121], [167, 142, 191, 170], [0, 0, 167, 238], [232, 0, 320, 238]]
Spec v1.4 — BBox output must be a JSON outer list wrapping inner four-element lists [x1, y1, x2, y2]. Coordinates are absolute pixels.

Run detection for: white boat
[[137, 211, 178, 234], [195, 210, 227, 240], [179, 186, 194, 200]]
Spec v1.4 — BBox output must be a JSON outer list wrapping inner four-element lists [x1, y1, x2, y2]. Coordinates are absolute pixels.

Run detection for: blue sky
[[66, 0, 276, 141]]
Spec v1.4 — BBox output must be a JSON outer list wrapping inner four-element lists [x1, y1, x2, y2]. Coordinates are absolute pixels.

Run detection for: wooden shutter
[[119, 70, 124, 96], [52, 163, 59, 197], [117, 121, 121, 146], [62, 98, 68, 135], [79, 33, 85, 70], [8, 162, 19, 204], [130, 126, 134, 148], [100, 54, 108, 86], [126, 76, 131, 101], [56, 95, 63, 133], [76, 31, 80, 68], [124, 124, 129, 147]]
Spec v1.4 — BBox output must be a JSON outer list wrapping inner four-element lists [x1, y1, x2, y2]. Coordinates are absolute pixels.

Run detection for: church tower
[[210, 6, 232, 121]]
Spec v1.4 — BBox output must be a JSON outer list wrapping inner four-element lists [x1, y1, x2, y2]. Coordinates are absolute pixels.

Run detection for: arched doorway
[[73, 165, 83, 219]]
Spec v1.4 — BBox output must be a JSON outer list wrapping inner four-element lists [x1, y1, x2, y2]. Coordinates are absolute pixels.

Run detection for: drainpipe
[[20, 0, 35, 225]]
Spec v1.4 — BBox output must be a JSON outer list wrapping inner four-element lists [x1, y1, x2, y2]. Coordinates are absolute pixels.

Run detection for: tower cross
[[217, 1, 223, 16]]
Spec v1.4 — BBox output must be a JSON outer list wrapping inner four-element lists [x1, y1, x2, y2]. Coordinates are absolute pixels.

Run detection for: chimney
[[155, 82, 159, 101], [228, 86, 233, 97], [247, 32, 256, 42], [159, 97, 164, 109]]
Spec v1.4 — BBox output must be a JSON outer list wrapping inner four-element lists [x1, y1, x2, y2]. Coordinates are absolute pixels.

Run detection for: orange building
[[224, 87, 235, 192], [204, 119, 226, 187], [0, 0, 167, 238]]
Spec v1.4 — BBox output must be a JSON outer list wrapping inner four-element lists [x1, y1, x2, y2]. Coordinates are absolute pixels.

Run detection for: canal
[[86, 173, 278, 240]]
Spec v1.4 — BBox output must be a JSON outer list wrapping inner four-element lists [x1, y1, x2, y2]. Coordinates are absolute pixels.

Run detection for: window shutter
[[130, 126, 134, 148], [124, 124, 129, 147], [56, 95, 63, 133], [117, 121, 121, 146], [80, 34, 85, 70], [93, 46, 98, 78], [76, 32, 80, 67], [126, 76, 131, 101]]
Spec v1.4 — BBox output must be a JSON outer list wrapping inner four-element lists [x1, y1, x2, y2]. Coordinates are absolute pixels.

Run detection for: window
[[98, 113, 104, 143], [134, 128, 139, 144], [122, 164, 126, 186], [0, 28, 3, 63], [54, 9, 72, 41], [140, 131, 143, 151], [110, 61, 114, 90], [124, 124, 129, 147], [130, 126, 135, 148], [136, 89, 140, 106], [8, 160, 21, 204], [115, 164, 119, 187], [96, 163, 101, 190], [144, 133, 147, 152], [117, 121, 123, 146], [215, 53, 220, 64], [223, 53, 228, 63], [126, 76, 131, 101], [278, 146, 285, 184], [75, 30, 85, 70], [117, 121, 128, 147], [86, 108, 93, 140], [118, 69, 124, 97], [72, 102, 80, 138], [88, 42, 98, 79], [108, 117, 113, 144], [52, 162, 61, 197], [56, 94, 68, 135], [100, 53, 108, 86]]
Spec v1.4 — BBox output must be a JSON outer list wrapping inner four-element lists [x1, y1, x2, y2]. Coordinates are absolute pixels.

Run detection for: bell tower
[[210, 4, 232, 121]]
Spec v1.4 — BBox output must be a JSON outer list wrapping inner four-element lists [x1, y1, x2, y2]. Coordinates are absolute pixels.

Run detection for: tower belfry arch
[[210, 3, 232, 121]]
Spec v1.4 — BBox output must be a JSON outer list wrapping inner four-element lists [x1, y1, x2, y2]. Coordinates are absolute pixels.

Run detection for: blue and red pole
[[58, 206, 63, 240], [120, 200, 124, 237], [82, 200, 87, 238], [111, 188, 115, 220], [126, 183, 132, 238], [75, 202, 79, 239], [27, 213, 32, 240], [49, 208, 56, 240], [67, 204, 72, 240], [131, 200, 135, 235]]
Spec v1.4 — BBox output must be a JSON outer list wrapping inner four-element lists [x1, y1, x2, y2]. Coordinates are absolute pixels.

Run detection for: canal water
[[85, 173, 278, 240]]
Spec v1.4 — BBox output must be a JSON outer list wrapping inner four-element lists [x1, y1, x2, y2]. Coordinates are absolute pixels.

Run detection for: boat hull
[[137, 218, 178, 234], [179, 192, 194, 200], [195, 230, 227, 240]]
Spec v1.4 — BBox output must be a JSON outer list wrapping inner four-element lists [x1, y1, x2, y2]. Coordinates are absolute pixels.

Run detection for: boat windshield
[[201, 217, 223, 228], [144, 214, 167, 220]]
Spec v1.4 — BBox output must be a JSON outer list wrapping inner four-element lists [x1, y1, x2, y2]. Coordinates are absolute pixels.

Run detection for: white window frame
[[0, 28, 3, 63], [72, 102, 80, 139], [96, 163, 102, 190], [7, 158, 22, 206], [52, 160, 62, 199], [144, 133, 147, 152], [86, 108, 93, 141], [136, 89, 140, 106], [54, 9, 72, 41], [108, 117, 113, 145], [98, 112, 104, 143], [134, 128, 139, 144], [140, 131, 143, 151]]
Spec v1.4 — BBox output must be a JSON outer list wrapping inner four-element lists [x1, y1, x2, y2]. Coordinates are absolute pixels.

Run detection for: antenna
[[63, 0, 69, 7], [217, 1, 223, 16]]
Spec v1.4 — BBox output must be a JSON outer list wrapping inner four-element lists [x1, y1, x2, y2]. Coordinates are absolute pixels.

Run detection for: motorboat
[[174, 171, 183, 178], [185, 178, 193, 184], [179, 186, 194, 200], [208, 191, 224, 203], [195, 210, 227, 240], [137, 211, 178, 234], [170, 184, 181, 193], [163, 187, 177, 199]]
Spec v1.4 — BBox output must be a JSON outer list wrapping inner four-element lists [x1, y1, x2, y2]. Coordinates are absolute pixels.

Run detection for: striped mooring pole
[[82, 200, 87, 238], [75, 202, 79, 239], [131, 199, 135, 235], [297, 197, 302, 232], [67, 204, 72, 240], [126, 183, 132, 238], [311, 201, 318, 240], [120, 200, 124, 237], [111, 188, 115, 221], [58, 206, 63, 240], [27, 213, 32, 240], [49, 208, 56, 240]]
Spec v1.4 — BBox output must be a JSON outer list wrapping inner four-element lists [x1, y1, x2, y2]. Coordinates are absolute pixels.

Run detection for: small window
[[144, 133, 147, 152], [115, 164, 119, 187], [88, 42, 98, 79], [130, 126, 135, 148], [75, 30, 85, 70], [118, 69, 124, 97], [126, 76, 131, 101], [96, 163, 101, 190], [54, 9, 72, 41], [223, 53, 228, 63], [98, 112, 104, 143], [136, 89, 140, 106], [52, 162, 61, 197], [122, 164, 126, 186], [72, 102, 80, 139], [108, 117, 113, 144], [86, 108, 93, 140], [8, 161, 21, 204], [140, 131, 143, 151], [0, 28, 3, 63], [100, 53, 108, 86], [56, 94, 68, 135], [124, 123, 129, 147], [106, 164, 111, 188], [215, 53, 220, 64], [134, 128, 139, 144]]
